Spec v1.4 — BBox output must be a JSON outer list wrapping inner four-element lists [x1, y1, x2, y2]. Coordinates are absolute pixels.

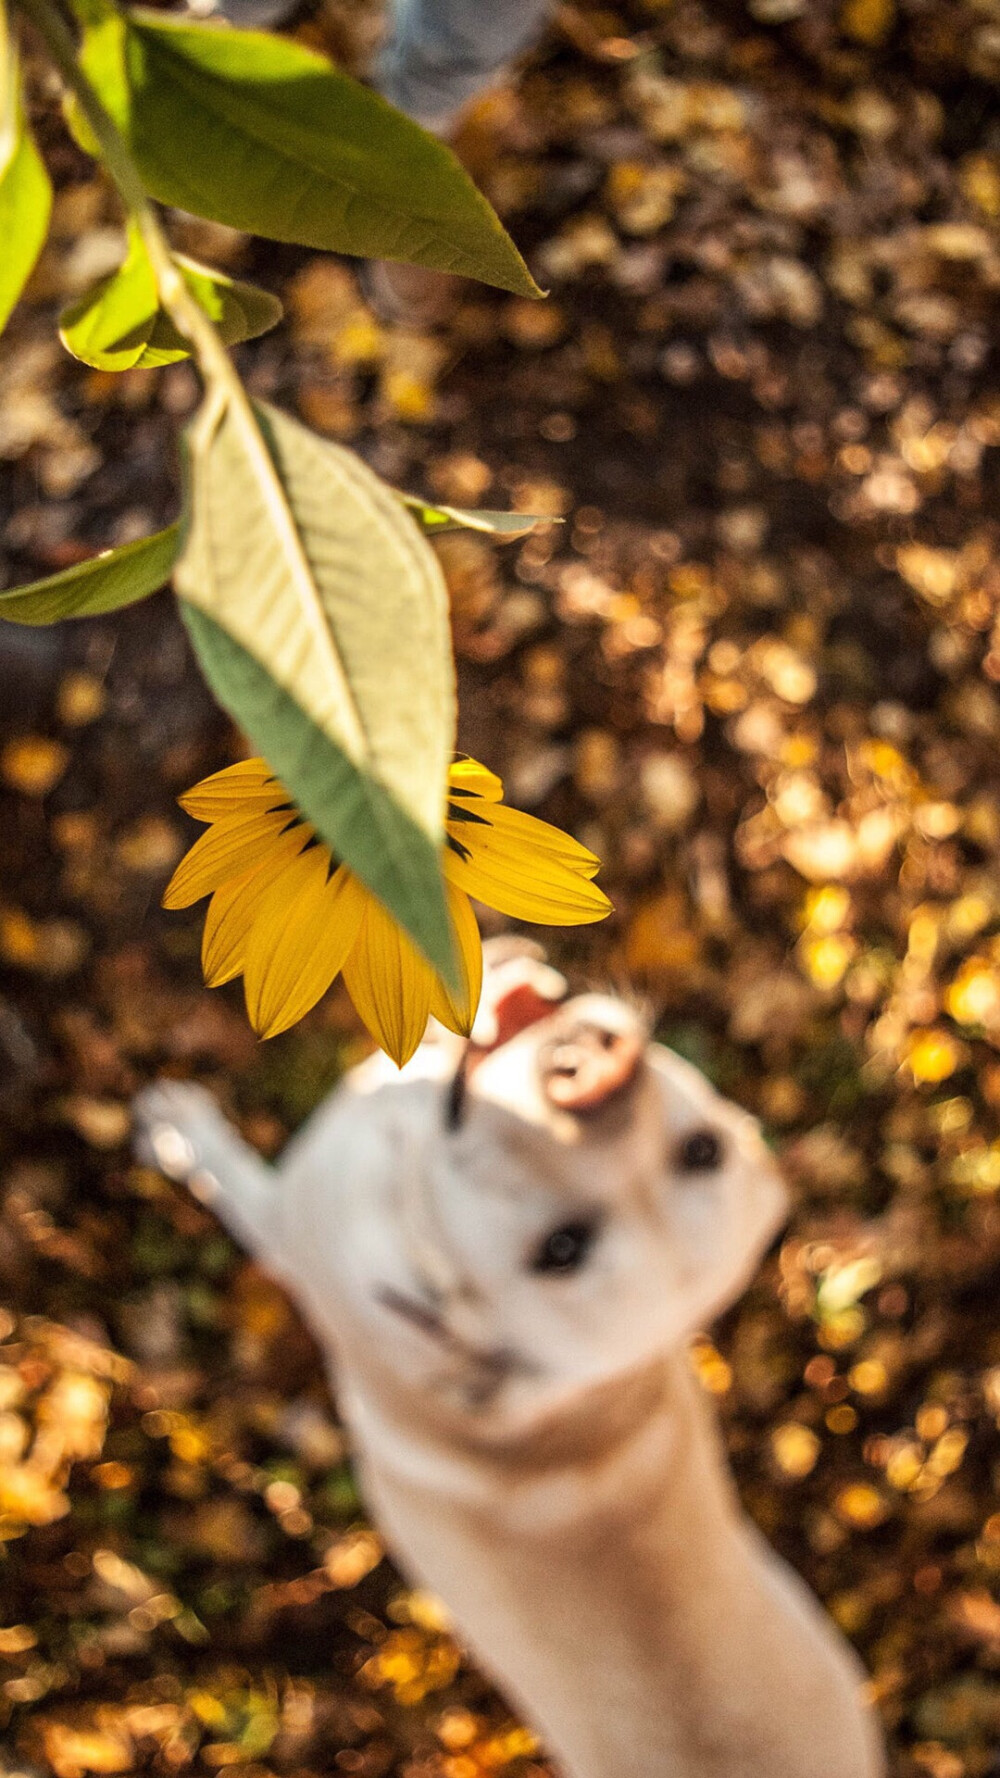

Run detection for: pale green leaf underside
[[0, 101, 52, 336], [174, 399, 457, 979], [59, 227, 282, 371], [82, 9, 539, 297], [401, 496, 559, 538], [183, 607, 455, 984], [0, 522, 182, 624]]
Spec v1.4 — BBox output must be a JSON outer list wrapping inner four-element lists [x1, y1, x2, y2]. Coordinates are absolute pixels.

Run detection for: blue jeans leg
[[376, 0, 551, 130]]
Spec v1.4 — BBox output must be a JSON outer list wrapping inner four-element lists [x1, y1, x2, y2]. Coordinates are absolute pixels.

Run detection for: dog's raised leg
[[133, 1081, 280, 1262]]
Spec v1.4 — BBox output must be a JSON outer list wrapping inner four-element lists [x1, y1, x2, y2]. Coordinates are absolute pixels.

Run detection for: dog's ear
[[670, 1156, 788, 1333], [630, 1048, 790, 1335]]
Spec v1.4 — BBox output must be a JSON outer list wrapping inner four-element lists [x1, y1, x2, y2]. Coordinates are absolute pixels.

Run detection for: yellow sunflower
[[163, 756, 611, 1064]]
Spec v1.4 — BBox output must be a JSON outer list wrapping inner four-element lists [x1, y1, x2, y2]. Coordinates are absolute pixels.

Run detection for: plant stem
[[16, 0, 234, 388], [15, 0, 369, 752]]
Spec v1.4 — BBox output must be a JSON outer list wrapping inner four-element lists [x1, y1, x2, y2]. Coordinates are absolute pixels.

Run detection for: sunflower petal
[[448, 756, 503, 802], [342, 890, 436, 1068], [163, 808, 305, 908], [453, 799, 603, 876], [443, 841, 612, 925], [202, 828, 310, 987], [173, 745, 609, 1058], [179, 758, 284, 820], [244, 855, 365, 1039], [429, 885, 483, 1038]]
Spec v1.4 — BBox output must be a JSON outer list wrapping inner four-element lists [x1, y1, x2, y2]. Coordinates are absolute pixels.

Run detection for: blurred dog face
[[287, 987, 788, 1440]]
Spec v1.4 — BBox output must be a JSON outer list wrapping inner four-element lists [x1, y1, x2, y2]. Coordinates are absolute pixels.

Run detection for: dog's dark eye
[[677, 1128, 724, 1172], [530, 1219, 600, 1275]]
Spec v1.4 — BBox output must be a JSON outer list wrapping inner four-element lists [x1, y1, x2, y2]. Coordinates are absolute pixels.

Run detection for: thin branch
[[15, 0, 368, 759]]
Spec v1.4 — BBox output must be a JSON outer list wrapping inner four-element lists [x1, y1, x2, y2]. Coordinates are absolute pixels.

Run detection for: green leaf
[[175, 398, 457, 980], [59, 226, 282, 371], [61, 89, 101, 159], [59, 223, 157, 372], [401, 496, 558, 538], [0, 522, 182, 624], [75, 0, 129, 119], [0, 12, 53, 335], [83, 9, 539, 297], [168, 255, 283, 353]]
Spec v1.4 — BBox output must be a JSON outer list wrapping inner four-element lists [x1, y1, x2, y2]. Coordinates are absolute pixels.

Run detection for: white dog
[[135, 943, 885, 1778]]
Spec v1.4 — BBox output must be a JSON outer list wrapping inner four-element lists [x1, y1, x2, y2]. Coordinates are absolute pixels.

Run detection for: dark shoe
[[357, 256, 463, 329]]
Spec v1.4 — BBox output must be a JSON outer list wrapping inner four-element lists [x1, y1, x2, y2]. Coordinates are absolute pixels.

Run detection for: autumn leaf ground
[[2, 4, 1000, 1775]]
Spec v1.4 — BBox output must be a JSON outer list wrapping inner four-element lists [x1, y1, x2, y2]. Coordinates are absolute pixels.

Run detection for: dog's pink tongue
[[490, 981, 559, 1049]]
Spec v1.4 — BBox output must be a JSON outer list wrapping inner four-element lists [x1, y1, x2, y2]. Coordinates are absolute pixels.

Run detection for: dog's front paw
[[133, 1081, 226, 1184]]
